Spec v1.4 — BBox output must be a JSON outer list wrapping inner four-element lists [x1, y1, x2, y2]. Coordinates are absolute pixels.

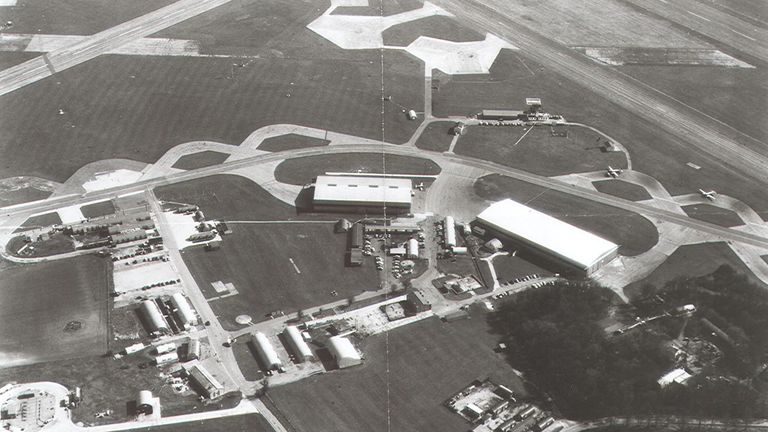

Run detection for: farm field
[[592, 179, 652, 202], [624, 242, 768, 300], [172, 151, 230, 171], [118, 413, 274, 432], [0, 187, 51, 208], [382, 15, 484, 46], [259, 134, 330, 152], [474, 174, 659, 256], [155, 175, 297, 221], [454, 125, 627, 176], [681, 204, 744, 228], [275, 153, 441, 185], [0, 0, 177, 35], [0, 255, 110, 368], [80, 200, 116, 219], [432, 50, 768, 216], [269, 307, 527, 432], [181, 223, 379, 330], [0, 47, 422, 182], [414, 121, 456, 152]]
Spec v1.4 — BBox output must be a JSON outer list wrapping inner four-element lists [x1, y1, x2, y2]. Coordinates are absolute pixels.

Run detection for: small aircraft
[[415, 182, 425, 191], [605, 166, 623, 178], [699, 189, 717, 201]]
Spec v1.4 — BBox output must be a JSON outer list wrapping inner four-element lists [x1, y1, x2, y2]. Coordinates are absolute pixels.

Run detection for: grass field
[[624, 242, 768, 300], [382, 15, 484, 46], [331, 0, 422, 16], [172, 151, 230, 170], [592, 179, 652, 202], [681, 204, 744, 228], [269, 307, 528, 432], [0, 255, 110, 367], [13, 212, 61, 232], [116, 413, 274, 432], [0, 52, 39, 70], [259, 134, 330, 152], [0, 187, 51, 208], [6, 232, 74, 257], [155, 175, 297, 221], [474, 174, 659, 256], [455, 125, 627, 176], [414, 121, 456, 152], [492, 255, 551, 282], [275, 153, 441, 185], [182, 223, 379, 330], [432, 50, 768, 216], [0, 0, 177, 35], [80, 200, 116, 219]]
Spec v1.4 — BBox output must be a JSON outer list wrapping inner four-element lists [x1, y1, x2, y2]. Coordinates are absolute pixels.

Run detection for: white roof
[[657, 368, 692, 387], [476, 199, 618, 269], [314, 175, 411, 205], [328, 336, 360, 361]]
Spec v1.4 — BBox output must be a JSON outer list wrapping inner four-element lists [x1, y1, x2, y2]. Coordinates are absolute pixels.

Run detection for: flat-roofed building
[[313, 175, 411, 214], [475, 199, 619, 276]]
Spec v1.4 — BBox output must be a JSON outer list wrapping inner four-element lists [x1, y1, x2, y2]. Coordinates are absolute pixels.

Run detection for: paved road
[[431, 0, 768, 184], [0, 0, 231, 97], [3, 144, 768, 250]]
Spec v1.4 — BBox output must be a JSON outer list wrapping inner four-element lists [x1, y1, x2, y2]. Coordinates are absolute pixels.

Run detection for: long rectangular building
[[313, 175, 411, 214], [476, 199, 619, 276]]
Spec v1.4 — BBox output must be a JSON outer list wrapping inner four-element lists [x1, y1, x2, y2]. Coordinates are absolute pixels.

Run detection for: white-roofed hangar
[[475, 199, 619, 276], [312, 175, 412, 214]]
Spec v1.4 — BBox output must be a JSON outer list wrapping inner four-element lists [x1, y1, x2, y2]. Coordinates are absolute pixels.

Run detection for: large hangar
[[475, 199, 619, 276], [312, 175, 412, 214]]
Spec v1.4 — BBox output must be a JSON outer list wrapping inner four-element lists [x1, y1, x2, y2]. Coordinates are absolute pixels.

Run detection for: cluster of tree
[[487, 278, 766, 420]]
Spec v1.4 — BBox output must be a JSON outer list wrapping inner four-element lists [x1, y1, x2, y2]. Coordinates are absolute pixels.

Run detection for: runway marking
[[686, 10, 711, 22], [730, 29, 757, 41], [289, 258, 301, 274], [511, 125, 535, 147]]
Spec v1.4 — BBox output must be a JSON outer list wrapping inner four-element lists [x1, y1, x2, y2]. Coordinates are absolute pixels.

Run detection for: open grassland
[[0, 0, 177, 35], [0, 52, 39, 71], [681, 204, 744, 228], [182, 223, 379, 330], [269, 308, 527, 432], [13, 212, 61, 232], [0, 187, 51, 208], [475, 174, 659, 256], [0, 255, 109, 367], [625, 242, 768, 300], [331, 0, 422, 16], [414, 121, 456, 152], [455, 125, 627, 176], [0, 47, 422, 182], [492, 255, 551, 282], [382, 15, 484, 46], [172, 151, 230, 171], [80, 200, 116, 219], [118, 414, 275, 432], [259, 134, 330, 152], [592, 179, 652, 202], [275, 153, 441, 185], [706, 0, 768, 22], [432, 50, 768, 216], [155, 175, 297, 221]]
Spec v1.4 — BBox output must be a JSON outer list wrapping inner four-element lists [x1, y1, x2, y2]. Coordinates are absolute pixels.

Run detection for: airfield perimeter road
[[0, 0, 232, 97], [3, 144, 768, 250], [621, 0, 768, 64], [431, 0, 768, 184]]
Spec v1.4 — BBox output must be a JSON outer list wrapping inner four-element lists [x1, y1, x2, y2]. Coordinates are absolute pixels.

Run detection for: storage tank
[[140, 299, 169, 336], [407, 238, 419, 258], [283, 326, 315, 363], [444, 216, 457, 248], [252, 332, 282, 370], [170, 292, 197, 329]]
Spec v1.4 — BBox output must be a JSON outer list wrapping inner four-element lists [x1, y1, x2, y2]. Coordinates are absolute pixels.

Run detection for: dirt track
[[432, 0, 768, 185]]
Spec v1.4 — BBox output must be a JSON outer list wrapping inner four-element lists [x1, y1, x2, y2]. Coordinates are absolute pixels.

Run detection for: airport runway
[[622, 0, 768, 64], [431, 0, 768, 185], [3, 144, 768, 250], [0, 0, 231, 97]]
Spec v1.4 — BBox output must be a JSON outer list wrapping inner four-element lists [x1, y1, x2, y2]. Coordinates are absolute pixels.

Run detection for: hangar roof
[[314, 175, 411, 205], [328, 336, 361, 361], [476, 199, 619, 270]]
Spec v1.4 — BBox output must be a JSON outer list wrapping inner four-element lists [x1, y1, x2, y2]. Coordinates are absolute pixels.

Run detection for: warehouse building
[[184, 363, 224, 399], [283, 326, 315, 363], [327, 336, 362, 369], [475, 199, 619, 276], [170, 292, 198, 329], [252, 332, 282, 371], [313, 175, 412, 214], [140, 299, 170, 337]]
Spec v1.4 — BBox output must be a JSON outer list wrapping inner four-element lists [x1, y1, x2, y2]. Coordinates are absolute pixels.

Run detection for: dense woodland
[[487, 270, 767, 420]]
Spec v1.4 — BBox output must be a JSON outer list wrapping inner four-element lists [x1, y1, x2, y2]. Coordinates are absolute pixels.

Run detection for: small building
[[185, 363, 224, 399], [155, 342, 176, 355], [136, 390, 154, 415], [445, 276, 482, 294], [451, 246, 468, 255], [657, 368, 693, 387], [170, 292, 198, 329], [407, 109, 417, 120], [252, 332, 282, 371], [383, 303, 406, 321], [111, 230, 148, 245], [140, 299, 170, 337], [124, 342, 145, 355], [155, 352, 178, 366], [188, 231, 216, 242], [365, 224, 421, 234], [407, 238, 419, 259], [334, 218, 353, 233], [312, 175, 412, 214], [389, 246, 406, 256], [484, 238, 503, 252], [406, 289, 432, 314], [175, 205, 198, 214], [349, 223, 364, 249], [444, 216, 457, 248], [283, 326, 315, 363], [187, 339, 201, 361], [347, 248, 363, 267], [327, 336, 362, 369]]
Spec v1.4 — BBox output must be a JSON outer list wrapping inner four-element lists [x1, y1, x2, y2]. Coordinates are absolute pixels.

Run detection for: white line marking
[[686, 10, 711, 22], [289, 257, 301, 274], [511, 125, 535, 147], [730, 29, 757, 41]]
